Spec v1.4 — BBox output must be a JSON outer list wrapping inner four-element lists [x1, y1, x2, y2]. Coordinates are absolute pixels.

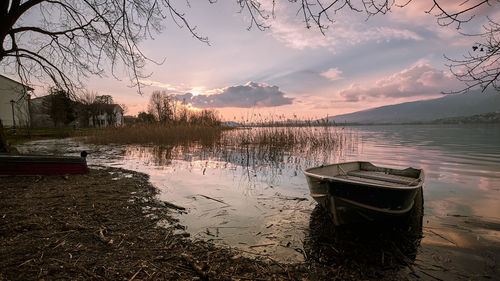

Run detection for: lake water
[[18, 124, 500, 279]]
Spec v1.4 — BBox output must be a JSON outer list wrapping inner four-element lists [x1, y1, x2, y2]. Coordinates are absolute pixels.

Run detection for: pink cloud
[[264, 5, 423, 51], [396, 0, 491, 19], [320, 68, 343, 81], [337, 63, 458, 102], [388, 0, 496, 35]]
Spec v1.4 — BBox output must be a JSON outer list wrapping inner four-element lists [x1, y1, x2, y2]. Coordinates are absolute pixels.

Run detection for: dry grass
[[222, 126, 358, 155], [84, 123, 355, 148], [82, 123, 359, 164], [82, 124, 225, 146]]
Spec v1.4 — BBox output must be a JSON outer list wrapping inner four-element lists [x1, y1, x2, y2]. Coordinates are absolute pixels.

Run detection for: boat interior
[[306, 161, 422, 187]]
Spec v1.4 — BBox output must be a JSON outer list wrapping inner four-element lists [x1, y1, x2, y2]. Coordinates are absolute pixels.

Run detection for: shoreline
[[0, 167, 415, 280]]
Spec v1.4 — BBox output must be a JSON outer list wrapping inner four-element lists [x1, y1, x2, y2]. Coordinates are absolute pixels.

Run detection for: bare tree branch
[[445, 18, 500, 93], [0, 0, 499, 97], [0, 0, 210, 96]]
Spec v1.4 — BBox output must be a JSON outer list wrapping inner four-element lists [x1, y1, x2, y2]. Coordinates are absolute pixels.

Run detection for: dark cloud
[[174, 82, 293, 108]]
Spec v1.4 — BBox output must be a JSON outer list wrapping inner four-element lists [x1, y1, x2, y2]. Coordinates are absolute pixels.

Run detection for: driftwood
[[163, 201, 186, 211]]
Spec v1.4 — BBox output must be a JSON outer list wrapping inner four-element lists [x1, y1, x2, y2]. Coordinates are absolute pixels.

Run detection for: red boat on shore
[[0, 152, 88, 175]]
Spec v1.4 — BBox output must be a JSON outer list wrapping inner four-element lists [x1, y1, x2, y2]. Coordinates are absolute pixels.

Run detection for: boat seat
[[335, 175, 402, 187], [347, 170, 418, 186]]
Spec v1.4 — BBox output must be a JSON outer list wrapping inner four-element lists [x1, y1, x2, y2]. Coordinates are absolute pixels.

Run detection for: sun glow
[[186, 104, 201, 112], [188, 87, 206, 96]]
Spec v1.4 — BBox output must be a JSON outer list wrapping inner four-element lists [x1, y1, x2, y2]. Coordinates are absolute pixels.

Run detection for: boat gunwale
[[303, 161, 424, 191], [0, 154, 86, 164]]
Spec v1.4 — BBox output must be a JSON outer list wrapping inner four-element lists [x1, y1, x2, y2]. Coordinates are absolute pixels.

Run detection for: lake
[[18, 124, 500, 279]]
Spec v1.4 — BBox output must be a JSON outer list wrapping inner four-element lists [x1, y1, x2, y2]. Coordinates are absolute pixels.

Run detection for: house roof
[[0, 74, 34, 91]]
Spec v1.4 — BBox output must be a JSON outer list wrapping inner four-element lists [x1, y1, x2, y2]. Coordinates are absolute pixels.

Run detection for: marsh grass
[[83, 121, 358, 164], [83, 124, 225, 146], [222, 126, 357, 155], [84, 124, 354, 151]]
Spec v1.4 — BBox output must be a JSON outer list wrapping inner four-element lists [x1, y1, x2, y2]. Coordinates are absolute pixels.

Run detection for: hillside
[[327, 89, 500, 124], [430, 112, 500, 124]]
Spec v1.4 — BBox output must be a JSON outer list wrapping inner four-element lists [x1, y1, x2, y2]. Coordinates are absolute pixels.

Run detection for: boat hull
[[0, 155, 88, 175], [304, 161, 424, 226]]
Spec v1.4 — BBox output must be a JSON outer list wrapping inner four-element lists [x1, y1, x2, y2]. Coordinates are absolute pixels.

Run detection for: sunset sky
[[25, 1, 500, 120]]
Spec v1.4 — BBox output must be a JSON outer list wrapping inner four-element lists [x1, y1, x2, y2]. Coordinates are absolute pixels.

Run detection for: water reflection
[[304, 188, 423, 268], [15, 125, 500, 274]]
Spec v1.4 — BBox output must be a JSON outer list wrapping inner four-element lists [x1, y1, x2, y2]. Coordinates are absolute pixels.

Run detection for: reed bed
[[83, 122, 359, 164], [222, 126, 358, 155], [82, 123, 225, 146]]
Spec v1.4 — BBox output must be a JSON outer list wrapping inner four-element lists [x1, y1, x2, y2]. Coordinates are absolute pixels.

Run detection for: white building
[[0, 75, 33, 127], [88, 104, 124, 127], [29, 96, 124, 128]]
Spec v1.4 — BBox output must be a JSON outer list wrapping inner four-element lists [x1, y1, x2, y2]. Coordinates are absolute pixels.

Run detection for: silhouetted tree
[[0, 0, 208, 96], [148, 91, 174, 123], [95, 95, 114, 105], [77, 91, 97, 127], [137, 111, 156, 123], [78, 92, 121, 127], [44, 88, 76, 127]]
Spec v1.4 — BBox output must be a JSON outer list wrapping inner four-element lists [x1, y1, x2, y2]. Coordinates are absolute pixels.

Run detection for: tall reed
[[221, 126, 356, 152], [83, 116, 358, 164], [83, 123, 225, 146]]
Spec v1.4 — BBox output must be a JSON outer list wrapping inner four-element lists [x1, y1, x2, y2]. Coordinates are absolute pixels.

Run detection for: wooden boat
[[0, 152, 88, 175], [304, 161, 424, 226]]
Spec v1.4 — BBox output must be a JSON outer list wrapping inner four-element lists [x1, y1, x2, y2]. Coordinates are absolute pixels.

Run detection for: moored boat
[[304, 161, 424, 226], [0, 152, 88, 175]]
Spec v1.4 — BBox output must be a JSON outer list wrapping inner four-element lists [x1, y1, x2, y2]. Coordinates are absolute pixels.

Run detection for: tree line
[[41, 88, 124, 128], [136, 91, 221, 127]]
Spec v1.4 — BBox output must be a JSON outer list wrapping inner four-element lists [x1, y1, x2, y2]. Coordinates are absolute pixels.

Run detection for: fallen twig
[[181, 253, 209, 281], [196, 194, 229, 206], [51, 258, 104, 280], [97, 228, 114, 245], [128, 266, 143, 281], [427, 229, 457, 246], [249, 243, 275, 248], [18, 259, 33, 267]]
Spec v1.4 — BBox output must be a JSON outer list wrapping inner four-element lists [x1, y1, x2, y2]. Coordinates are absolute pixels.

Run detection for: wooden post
[[0, 119, 9, 153], [10, 100, 16, 129]]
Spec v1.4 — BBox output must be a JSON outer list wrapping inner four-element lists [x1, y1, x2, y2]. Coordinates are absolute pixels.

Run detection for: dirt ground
[[0, 167, 418, 280]]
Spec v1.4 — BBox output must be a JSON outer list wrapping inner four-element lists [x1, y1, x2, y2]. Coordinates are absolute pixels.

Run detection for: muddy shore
[[0, 167, 417, 280]]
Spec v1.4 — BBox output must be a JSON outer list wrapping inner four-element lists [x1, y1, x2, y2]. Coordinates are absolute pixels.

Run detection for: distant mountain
[[327, 89, 500, 124], [430, 112, 500, 124], [222, 121, 244, 127]]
